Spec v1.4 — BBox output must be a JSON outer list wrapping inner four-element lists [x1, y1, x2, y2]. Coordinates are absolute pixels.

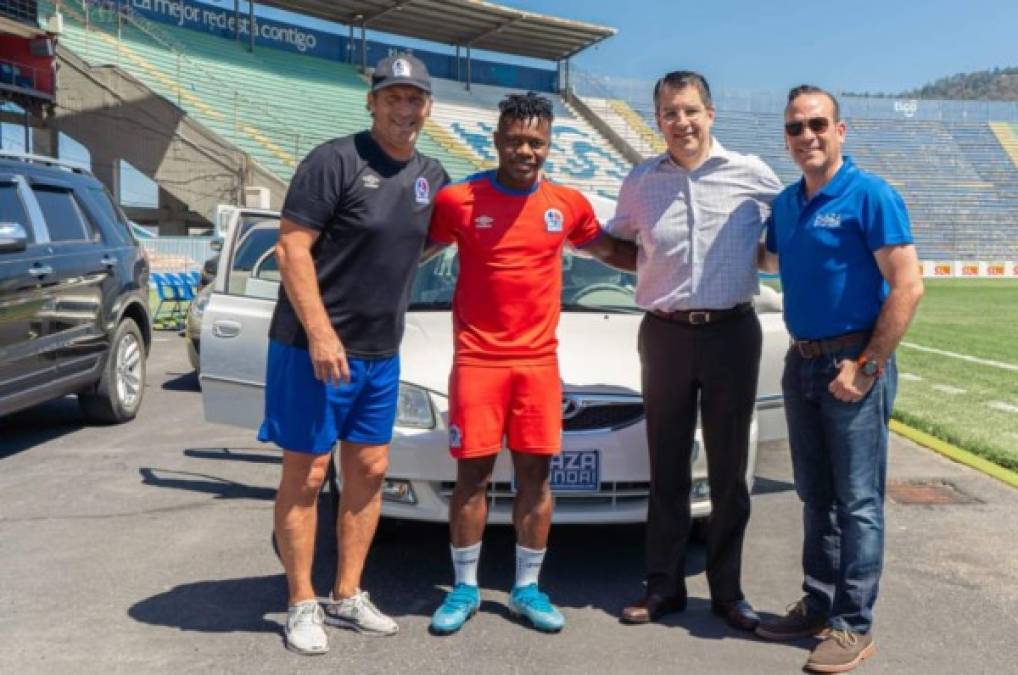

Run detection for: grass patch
[[903, 279, 1018, 362], [893, 279, 1018, 472]]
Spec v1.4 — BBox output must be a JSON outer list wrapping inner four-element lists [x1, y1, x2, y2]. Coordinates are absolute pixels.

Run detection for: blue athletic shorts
[[257, 340, 400, 454]]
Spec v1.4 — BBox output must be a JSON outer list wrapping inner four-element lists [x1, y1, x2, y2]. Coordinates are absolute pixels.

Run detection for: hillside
[[903, 67, 1018, 101]]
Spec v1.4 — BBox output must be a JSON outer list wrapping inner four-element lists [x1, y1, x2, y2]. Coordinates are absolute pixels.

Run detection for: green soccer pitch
[[894, 279, 1018, 472]]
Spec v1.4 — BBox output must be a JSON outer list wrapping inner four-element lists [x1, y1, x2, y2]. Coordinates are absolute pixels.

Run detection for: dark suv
[[0, 152, 151, 423]]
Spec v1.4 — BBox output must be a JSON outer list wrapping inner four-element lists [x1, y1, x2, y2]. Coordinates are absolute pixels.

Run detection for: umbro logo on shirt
[[814, 212, 842, 228], [474, 215, 494, 229], [449, 424, 462, 449], [362, 173, 381, 189]]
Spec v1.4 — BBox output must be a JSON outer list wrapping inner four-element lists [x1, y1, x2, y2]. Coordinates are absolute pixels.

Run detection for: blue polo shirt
[[765, 156, 913, 340]]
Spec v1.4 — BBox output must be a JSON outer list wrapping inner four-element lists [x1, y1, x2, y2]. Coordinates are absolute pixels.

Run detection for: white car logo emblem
[[362, 173, 381, 189], [474, 215, 494, 229], [561, 397, 583, 420]]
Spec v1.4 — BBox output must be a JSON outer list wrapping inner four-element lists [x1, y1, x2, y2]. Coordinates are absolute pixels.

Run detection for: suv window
[[86, 186, 135, 246], [0, 182, 32, 244], [33, 187, 97, 243]]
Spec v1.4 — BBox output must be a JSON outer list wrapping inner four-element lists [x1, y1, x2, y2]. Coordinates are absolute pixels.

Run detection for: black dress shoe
[[621, 593, 687, 624], [712, 599, 760, 631]]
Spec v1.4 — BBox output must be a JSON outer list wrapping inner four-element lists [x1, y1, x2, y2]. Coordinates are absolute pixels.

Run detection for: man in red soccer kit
[[424, 93, 635, 634]]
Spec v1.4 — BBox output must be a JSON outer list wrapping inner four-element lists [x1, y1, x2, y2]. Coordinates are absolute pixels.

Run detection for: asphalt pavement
[[1, 335, 1016, 674]]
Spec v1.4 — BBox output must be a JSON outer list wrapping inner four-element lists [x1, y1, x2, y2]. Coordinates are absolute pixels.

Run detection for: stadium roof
[[255, 1, 617, 61], [0, 17, 47, 39]]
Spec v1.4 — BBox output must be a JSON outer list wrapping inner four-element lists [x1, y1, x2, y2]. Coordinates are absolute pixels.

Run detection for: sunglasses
[[784, 117, 831, 136]]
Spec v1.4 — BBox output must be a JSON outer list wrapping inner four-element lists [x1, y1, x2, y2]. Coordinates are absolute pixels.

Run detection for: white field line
[[932, 384, 967, 395], [988, 401, 1018, 414], [900, 342, 1018, 373], [899, 372, 923, 382]]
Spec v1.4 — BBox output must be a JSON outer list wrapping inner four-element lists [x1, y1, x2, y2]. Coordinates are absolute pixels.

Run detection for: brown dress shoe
[[620, 593, 686, 624], [755, 598, 828, 641], [805, 629, 875, 673], [711, 599, 760, 632]]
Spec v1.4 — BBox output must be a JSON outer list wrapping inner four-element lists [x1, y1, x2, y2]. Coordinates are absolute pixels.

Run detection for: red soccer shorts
[[447, 363, 562, 459]]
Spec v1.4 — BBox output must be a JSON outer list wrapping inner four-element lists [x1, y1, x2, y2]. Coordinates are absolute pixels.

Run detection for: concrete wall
[[51, 46, 285, 235]]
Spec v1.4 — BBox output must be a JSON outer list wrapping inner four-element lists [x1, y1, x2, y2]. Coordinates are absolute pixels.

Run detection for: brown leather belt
[[651, 302, 752, 326], [791, 331, 870, 359]]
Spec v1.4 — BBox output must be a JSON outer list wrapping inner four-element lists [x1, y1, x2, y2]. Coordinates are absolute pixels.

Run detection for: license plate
[[513, 449, 600, 493]]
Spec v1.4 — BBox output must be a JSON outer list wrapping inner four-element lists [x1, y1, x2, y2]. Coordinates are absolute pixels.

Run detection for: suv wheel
[[79, 318, 146, 424]]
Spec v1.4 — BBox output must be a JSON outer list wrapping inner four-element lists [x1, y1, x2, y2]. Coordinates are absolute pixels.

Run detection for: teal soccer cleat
[[430, 583, 481, 635], [508, 584, 565, 633]]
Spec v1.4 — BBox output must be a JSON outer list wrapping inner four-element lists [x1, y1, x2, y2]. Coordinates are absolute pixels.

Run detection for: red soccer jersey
[[428, 171, 603, 365]]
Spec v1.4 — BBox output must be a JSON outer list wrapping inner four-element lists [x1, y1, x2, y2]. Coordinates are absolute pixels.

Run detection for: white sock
[[515, 544, 546, 588], [451, 542, 482, 587]]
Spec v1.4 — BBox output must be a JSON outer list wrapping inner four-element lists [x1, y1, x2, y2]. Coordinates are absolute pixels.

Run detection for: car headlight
[[396, 382, 435, 429]]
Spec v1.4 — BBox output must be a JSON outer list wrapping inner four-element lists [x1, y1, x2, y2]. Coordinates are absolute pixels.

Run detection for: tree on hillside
[[902, 67, 1018, 101]]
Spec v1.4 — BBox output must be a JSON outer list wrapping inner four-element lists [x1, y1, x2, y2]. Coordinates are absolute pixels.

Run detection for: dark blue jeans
[[781, 345, 897, 634]]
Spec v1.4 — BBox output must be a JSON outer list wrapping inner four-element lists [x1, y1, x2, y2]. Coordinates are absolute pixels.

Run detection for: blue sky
[[502, 0, 1018, 94], [231, 0, 1017, 95]]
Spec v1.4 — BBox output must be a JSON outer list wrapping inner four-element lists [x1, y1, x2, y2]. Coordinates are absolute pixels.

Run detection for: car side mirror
[[0, 222, 28, 253]]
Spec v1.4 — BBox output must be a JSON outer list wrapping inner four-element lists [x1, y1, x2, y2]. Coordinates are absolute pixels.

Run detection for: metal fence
[[572, 68, 1018, 122], [140, 237, 215, 272], [0, 0, 37, 25]]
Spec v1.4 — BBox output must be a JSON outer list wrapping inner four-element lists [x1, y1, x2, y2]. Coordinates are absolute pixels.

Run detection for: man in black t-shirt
[[257, 53, 448, 655]]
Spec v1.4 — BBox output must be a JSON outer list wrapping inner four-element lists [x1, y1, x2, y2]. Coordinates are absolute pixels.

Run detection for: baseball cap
[[371, 53, 431, 94]]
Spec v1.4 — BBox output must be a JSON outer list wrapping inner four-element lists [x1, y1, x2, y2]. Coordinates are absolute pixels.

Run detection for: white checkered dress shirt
[[605, 139, 783, 311]]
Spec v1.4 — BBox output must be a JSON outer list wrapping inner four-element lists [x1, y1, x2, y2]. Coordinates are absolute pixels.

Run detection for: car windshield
[[409, 247, 639, 313], [222, 225, 639, 312]]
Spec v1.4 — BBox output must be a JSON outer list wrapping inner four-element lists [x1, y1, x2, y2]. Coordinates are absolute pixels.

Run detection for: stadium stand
[[48, 0, 478, 182], [987, 122, 1018, 168], [952, 123, 1018, 194], [36, 1, 1018, 260], [627, 105, 1018, 260], [428, 78, 631, 198], [575, 96, 665, 157]]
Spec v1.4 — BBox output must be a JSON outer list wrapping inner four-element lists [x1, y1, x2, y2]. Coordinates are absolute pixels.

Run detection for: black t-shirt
[[269, 131, 449, 357]]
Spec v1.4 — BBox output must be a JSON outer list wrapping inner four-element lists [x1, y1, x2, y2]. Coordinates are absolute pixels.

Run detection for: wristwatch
[[857, 355, 883, 378]]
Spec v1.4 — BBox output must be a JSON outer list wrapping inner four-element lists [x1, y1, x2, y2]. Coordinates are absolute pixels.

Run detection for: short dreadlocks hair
[[497, 92, 554, 129]]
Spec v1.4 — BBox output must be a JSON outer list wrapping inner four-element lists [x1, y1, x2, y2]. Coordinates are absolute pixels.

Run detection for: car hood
[[401, 311, 644, 396]]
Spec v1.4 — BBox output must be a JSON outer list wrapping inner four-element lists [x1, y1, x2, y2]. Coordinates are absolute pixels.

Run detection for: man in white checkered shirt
[[608, 71, 782, 632]]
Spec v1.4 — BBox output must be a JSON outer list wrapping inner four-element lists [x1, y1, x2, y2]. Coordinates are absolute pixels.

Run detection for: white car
[[200, 201, 788, 525]]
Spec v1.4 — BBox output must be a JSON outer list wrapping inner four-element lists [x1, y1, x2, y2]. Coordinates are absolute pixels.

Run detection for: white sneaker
[[285, 600, 328, 655], [323, 590, 399, 636]]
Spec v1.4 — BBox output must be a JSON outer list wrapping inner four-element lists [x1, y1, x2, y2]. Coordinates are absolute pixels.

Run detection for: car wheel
[[79, 318, 146, 424]]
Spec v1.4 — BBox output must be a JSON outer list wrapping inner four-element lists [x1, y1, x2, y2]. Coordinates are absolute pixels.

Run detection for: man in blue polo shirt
[[756, 85, 924, 674]]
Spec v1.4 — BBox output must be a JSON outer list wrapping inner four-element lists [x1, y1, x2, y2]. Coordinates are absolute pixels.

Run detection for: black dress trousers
[[638, 309, 762, 603]]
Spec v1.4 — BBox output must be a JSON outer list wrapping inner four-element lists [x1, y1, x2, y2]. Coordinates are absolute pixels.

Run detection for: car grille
[[561, 395, 644, 432], [438, 481, 650, 507]]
